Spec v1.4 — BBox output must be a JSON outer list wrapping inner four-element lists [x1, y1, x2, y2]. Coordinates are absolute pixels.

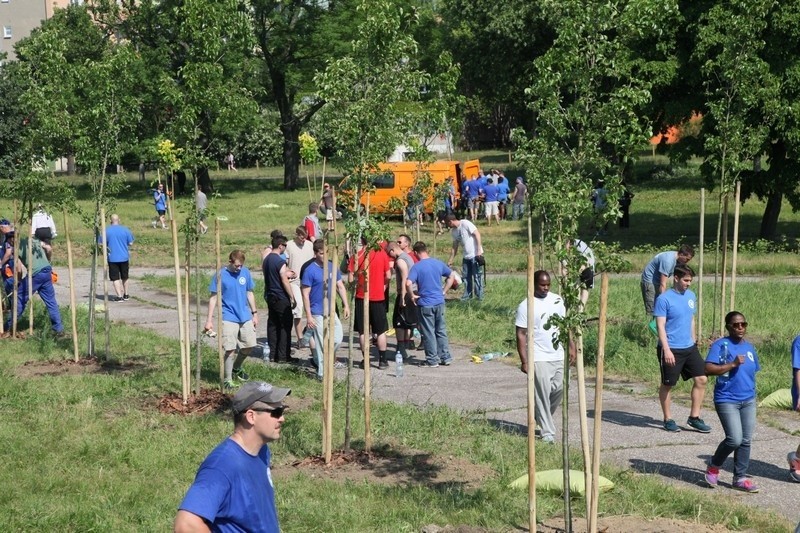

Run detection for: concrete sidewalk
[[49, 267, 800, 525]]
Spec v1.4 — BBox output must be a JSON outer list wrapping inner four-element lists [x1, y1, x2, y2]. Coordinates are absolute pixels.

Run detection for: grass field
[[0, 321, 791, 531], [3, 150, 800, 274]]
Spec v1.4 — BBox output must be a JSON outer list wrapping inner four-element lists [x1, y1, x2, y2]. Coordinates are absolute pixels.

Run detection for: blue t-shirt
[[103, 225, 134, 263], [653, 288, 696, 349], [705, 337, 760, 403], [408, 258, 451, 307], [791, 335, 800, 408], [641, 251, 677, 286], [497, 179, 510, 201], [444, 184, 454, 210], [179, 438, 279, 533], [209, 266, 255, 323], [482, 183, 499, 202], [154, 190, 166, 211], [300, 260, 341, 316], [466, 180, 480, 199]]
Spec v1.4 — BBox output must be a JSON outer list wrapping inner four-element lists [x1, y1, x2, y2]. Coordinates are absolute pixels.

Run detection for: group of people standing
[[640, 244, 800, 492], [459, 169, 528, 223]]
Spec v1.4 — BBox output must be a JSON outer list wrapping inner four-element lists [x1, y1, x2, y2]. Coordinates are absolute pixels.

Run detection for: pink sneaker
[[704, 465, 720, 488], [788, 452, 800, 483], [732, 477, 759, 493]]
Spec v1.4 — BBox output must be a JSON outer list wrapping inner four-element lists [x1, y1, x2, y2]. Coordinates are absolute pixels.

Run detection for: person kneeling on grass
[[703, 311, 761, 493]]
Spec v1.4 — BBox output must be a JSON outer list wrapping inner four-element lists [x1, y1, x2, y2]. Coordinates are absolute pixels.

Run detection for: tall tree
[[251, 0, 360, 190]]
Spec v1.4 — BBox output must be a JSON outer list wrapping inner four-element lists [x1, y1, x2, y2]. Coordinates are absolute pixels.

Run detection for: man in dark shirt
[[262, 236, 296, 363]]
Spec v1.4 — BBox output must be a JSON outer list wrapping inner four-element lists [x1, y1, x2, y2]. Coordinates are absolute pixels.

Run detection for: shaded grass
[[0, 314, 791, 531]]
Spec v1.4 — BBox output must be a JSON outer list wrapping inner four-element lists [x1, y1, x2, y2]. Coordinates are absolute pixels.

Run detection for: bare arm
[[41, 241, 53, 262], [174, 510, 211, 533], [442, 271, 456, 293], [247, 291, 259, 327], [516, 326, 528, 374], [406, 279, 419, 302], [795, 370, 800, 411], [705, 355, 745, 376], [656, 316, 674, 366], [302, 285, 315, 329], [472, 228, 484, 256], [396, 261, 409, 304], [448, 241, 458, 266], [658, 273, 669, 295], [279, 265, 295, 306], [204, 294, 217, 331], [336, 280, 350, 319]]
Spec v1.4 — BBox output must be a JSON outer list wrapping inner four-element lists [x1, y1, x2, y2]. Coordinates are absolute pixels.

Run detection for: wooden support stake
[[325, 246, 338, 463], [719, 194, 729, 335], [64, 210, 79, 361], [99, 208, 111, 358], [698, 189, 705, 342], [730, 181, 741, 311], [27, 224, 33, 336], [576, 329, 591, 527], [588, 273, 609, 533], [215, 219, 224, 389], [12, 201, 19, 337], [526, 252, 537, 532], [171, 217, 188, 404], [322, 232, 331, 462], [363, 194, 372, 454]]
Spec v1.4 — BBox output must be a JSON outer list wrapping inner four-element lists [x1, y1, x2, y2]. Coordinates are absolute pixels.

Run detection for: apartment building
[[0, 0, 75, 61]]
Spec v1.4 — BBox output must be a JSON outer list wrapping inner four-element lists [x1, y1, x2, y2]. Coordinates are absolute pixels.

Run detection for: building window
[[3, 27, 11, 39]]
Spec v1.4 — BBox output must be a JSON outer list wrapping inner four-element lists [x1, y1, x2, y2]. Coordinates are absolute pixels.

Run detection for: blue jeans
[[417, 303, 451, 365], [512, 203, 525, 220], [310, 314, 343, 378], [461, 257, 483, 300], [711, 399, 756, 479], [5, 267, 63, 333]]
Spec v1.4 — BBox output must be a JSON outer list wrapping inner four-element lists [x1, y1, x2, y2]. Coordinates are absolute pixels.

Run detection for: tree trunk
[[195, 167, 214, 193], [759, 191, 782, 240], [281, 120, 301, 191]]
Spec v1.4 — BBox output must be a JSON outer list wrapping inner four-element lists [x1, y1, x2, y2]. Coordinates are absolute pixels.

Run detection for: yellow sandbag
[[759, 388, 792, 409], [509, 469, 614, 495]]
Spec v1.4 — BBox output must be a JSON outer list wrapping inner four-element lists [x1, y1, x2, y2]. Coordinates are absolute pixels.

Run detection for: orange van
[[340, 159, 480, 216]]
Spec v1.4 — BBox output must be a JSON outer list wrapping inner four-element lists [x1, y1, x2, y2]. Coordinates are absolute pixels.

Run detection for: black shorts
[[157, 209, 166, 216], [109, 261, 129, 282], [354, 299, 389, 335], [657, 344, 705, 386], [580, 267, 594, 290], [392, 293, 418, 329]]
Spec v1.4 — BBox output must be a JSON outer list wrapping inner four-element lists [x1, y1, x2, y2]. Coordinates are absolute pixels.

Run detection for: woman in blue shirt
[[703, 311, 760, 493]]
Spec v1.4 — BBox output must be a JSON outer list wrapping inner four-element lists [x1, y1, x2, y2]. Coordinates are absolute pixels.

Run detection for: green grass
[[0, 315, 791, 532], [4, 151, 800, 274]]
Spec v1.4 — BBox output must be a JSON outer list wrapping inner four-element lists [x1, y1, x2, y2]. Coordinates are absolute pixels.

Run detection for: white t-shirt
[[515, 292, 566, 362], [574, 239, 595, 269], [451, 219, 480, 259], [286, 239, 314, 286], [31, 210, 57, 238]]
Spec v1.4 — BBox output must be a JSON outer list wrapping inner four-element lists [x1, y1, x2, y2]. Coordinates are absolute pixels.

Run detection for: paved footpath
[[52, 267, 800, 526]]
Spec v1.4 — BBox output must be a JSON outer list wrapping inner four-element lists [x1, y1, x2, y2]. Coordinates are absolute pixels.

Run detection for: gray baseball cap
[[232, 381, 291, 415]]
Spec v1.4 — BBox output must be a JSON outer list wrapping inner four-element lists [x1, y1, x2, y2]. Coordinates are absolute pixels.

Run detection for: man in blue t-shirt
[[653, 263, 710, 433], [641, 244, 695, 319], [408, 241, 457, 367], [496, 173, 510, 220], [205, 249, 259, 389], [101, 214, 134, 301], [175, 381, 290, 533], [481, 177, 500, 226], [301, 239, 350, 379], [791, 335, 800, 412]]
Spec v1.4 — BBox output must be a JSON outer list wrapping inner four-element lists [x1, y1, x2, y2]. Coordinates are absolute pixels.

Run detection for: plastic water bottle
[[482, 352, 510, 362], [301, 326, 314, 347], [719, 341, 730, 378], [395, 352, 404, 378], [261, 342, 271, 362]]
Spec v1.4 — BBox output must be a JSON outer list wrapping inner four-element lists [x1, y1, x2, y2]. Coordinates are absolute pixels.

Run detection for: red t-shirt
[[348, 247, 391, 301]]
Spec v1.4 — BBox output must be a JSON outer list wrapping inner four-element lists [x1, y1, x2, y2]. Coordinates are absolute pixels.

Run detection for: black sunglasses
[[250, 406, 286, 419], [728, 322, 748, 329]]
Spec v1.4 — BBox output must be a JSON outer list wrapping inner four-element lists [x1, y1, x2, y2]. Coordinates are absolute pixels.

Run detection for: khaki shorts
[[290, 284, 304, 319], [222, 320, 257, 351], [485, 201, 499, 216]]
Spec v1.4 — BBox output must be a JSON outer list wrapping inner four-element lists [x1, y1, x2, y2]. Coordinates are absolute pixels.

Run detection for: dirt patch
[[157, 388, 231, 415], [538, 515, 740, 533], [278, 447, 494, 492], [15, 356, 149, 378]]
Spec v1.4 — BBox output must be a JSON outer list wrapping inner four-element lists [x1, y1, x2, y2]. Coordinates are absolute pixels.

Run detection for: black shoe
[[378, 359, 389, 369], [122, 294, 129, 301]]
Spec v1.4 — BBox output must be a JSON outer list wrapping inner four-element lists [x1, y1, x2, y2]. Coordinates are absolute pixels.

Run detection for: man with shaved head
[[102, 214, 135, 301]]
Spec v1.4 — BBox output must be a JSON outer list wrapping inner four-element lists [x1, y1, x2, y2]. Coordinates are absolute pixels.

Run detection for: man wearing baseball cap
[[175, 381, 290, 533]]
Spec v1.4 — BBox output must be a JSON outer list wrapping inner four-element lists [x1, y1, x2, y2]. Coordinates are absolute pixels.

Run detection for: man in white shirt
[[445, 214, 484, 301], [515, 270, 575, 443], [31, 204, 57, 243], [285, 226, 315, 347]]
